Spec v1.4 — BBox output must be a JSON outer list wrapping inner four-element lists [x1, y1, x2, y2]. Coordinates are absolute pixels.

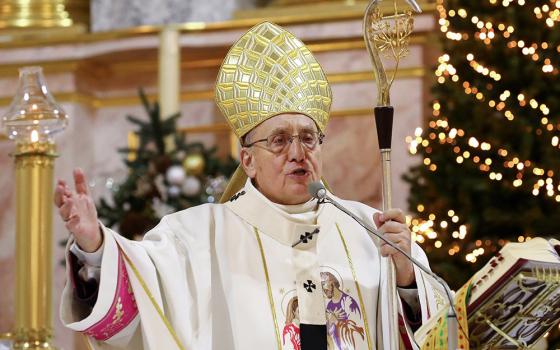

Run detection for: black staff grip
[[374, 106, 394, 149]]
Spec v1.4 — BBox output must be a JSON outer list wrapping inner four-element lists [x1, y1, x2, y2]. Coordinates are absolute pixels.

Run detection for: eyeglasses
[[243, 131, 325, 154]]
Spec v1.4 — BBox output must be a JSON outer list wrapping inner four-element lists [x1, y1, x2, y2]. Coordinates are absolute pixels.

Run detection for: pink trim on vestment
[[84, 250, 138, 341], [398, 314, 414, 350]]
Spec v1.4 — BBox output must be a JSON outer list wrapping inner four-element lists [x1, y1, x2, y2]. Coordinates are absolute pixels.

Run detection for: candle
[[158, 26, 181, 152], [158, 26, 181, 120]]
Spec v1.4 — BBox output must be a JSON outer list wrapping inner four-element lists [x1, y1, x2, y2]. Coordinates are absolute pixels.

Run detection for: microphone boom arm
[[311, 186, 464, 347]]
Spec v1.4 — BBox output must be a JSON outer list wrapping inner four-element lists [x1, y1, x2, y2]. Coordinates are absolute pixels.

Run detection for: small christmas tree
[[97, 90, 238, 239]]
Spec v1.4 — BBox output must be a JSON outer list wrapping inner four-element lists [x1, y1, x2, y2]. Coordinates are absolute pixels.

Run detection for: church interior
[[0, 0, 559, 349]]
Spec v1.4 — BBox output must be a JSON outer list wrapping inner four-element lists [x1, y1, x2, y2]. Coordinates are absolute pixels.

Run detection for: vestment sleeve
[[60, 226, 141, 348]]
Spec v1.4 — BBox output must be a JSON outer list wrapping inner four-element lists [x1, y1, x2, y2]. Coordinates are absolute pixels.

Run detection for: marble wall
[[0, 13, 436, 349], [91, 0, 256, 32]]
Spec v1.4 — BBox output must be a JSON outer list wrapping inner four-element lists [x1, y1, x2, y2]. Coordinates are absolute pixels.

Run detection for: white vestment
[[60, 180, 445, 350]]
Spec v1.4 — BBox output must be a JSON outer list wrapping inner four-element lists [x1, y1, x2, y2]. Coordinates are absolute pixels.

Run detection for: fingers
[[379, 229, 407, 255], [379, 220, 406, 234], [54, 180, 67, 207], [380, 239, 405, 257], [373, 212, 382, 228], [58, 196, 74, 222], [374, 208, 406, 226], [373, 209, 411, 258], [73, 168, 89, 195]]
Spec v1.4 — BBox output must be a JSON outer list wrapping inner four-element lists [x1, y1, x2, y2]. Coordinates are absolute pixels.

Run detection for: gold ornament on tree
[[183, 153, 205, 176]]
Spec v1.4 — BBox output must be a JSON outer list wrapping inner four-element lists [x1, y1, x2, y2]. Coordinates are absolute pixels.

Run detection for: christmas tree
[[404, 0, 559, 345], [96, 90, 238, 240]]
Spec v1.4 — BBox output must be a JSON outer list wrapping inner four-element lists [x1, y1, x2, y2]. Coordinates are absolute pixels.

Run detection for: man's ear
[[240, 148, 257, 179]]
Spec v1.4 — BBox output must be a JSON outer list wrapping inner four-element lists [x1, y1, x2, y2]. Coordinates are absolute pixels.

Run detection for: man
[[57, 22, 443, 350]]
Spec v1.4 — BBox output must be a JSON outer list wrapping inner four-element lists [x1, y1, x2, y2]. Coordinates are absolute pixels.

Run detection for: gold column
[[0, 0, 90, 30], [13, 141, 57, 350], [1, 66, 68, 350]]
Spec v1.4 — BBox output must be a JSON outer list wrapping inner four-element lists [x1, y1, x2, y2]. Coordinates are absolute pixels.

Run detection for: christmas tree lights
[[404, 0, 560, 297]]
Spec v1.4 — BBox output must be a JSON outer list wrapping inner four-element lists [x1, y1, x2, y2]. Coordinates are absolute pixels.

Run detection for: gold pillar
[[13, 142, 57, 350], [1, 66, 68, 350], [0, 0, 90, 30]]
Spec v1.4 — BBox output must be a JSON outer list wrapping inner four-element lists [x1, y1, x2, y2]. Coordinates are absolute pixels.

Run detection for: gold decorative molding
[[4, 106, 378, 143], [0, 0, 435, 49], [307, 35, 427, 53], [270, 0, 350, 5], [330, 107, 373, 118], [0, 102, 416, 147], [87, 34, 427, 73], [0, 34, 428, 81], [0, 60, 81, 77], [0, 67, 425, 109], [14, 142, 57, 156], [236, 0, 436, 20], [0, 0, 89, 30], [328, 67, 425, 83]]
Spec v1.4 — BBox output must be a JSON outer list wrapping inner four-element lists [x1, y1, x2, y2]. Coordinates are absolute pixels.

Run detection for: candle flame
[[30, 130, 39, 143]]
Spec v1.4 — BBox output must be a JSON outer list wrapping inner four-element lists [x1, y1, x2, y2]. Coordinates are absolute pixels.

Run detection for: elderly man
[[57, 22, 442, 350]]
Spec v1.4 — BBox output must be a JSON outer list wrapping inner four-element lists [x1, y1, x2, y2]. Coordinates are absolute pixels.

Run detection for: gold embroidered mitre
[[215, 21, 332, 138]]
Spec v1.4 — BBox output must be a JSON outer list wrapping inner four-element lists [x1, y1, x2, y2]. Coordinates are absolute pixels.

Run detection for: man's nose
[[287, 137, 305, 161]]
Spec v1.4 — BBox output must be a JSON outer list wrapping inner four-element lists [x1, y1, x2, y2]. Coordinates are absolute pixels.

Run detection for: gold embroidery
[[82, 334, 94, 350], [120, 248, 187, 350], [112, 297, 124, 325], [253, 227, 282, 350], [433, 287, 446, 310], [335, 223, 374, 350]]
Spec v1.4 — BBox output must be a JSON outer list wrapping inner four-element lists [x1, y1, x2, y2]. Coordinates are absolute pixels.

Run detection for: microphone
[[308, 181, 327, 200], [307, 182, 464, 347]]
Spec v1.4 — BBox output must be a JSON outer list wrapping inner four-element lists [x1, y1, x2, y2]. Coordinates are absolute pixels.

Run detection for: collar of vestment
[[224, 179, 338, 248], [225, 178, 337, 330]]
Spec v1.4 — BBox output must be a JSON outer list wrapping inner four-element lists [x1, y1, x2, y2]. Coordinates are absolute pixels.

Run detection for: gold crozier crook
[[363, 1, 421, 349]]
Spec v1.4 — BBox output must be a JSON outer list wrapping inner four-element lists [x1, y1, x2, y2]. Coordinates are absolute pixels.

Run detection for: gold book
[[416, 237, 560, 349]]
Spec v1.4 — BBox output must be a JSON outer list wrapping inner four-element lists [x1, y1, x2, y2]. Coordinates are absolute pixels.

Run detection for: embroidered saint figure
[[321, 271, 365, 350], [282, 296, 301, 350]]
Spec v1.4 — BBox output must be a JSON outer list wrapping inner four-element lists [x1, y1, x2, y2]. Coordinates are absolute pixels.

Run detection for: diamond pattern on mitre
[[215, 22, 332, 138]]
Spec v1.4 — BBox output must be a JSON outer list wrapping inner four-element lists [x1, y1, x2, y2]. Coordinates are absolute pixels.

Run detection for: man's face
[[240, 113, 323, 205], [322, 278, 334, 299]]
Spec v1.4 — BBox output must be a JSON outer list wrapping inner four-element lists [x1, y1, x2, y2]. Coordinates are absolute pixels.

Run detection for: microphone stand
[[312, 187, 460, 348]]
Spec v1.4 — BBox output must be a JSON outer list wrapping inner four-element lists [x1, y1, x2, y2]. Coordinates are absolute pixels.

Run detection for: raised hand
[[54, 168, 102, 253], [373, 209, 415, 287]]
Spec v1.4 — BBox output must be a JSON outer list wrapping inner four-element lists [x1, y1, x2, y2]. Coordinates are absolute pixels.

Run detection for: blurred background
[[0, 0, 558, 348]]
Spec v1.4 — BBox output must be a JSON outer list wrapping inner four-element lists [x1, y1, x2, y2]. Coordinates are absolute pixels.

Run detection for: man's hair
[[285, 297, 299, 324], [241, 129, 254, 147], [321, 271, 340, 289]]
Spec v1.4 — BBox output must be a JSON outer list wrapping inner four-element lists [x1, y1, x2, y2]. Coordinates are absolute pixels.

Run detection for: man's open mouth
[[290, 168, 308, 176]]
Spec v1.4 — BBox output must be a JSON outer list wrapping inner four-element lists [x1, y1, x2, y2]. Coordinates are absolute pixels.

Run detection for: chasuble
[[60, 180, 445, 350]]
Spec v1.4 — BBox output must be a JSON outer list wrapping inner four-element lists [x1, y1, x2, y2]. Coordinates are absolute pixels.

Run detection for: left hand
[[373, 209, 415, 287]]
